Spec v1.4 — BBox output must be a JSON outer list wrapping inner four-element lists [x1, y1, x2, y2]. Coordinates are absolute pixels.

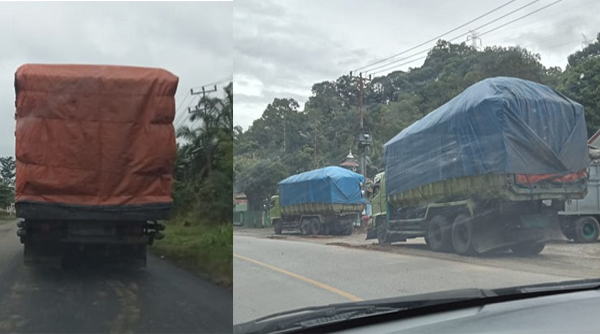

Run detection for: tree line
[[234, 34, 600, 210]]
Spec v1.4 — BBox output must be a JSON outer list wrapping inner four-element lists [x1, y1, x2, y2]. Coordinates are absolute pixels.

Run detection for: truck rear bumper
[[26, 235, 147, 245], [16, 201, 172, 221]]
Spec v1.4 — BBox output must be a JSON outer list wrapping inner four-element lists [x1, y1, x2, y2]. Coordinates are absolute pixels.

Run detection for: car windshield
[[232, 0, 600, 328]]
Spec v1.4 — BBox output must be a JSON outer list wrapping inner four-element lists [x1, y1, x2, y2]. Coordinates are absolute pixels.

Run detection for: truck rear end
[[272, 166, 366, 235], [14, 64, 178, 267]]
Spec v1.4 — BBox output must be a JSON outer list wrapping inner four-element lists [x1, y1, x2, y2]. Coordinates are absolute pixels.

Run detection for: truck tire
[[510, 242, 545, 256], [451, 214, 477, 256], [574, 217, 600, 243], [273, 220, 282, 234], [309, 219, 320, 235], [427, 215, 453, 252], [300, 220, 310, 235], [342, 224, 353, 236]]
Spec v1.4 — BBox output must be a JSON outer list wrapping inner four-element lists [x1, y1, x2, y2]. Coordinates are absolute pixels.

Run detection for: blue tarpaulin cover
[[279, 166, 366, 207], [384, 76, 589, 197]]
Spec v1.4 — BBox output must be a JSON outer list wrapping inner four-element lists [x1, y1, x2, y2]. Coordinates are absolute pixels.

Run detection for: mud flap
[[471, 219, 509, 254], [471, 213, 558, 253]]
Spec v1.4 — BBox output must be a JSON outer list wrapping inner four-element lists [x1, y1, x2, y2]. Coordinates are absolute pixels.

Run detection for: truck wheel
[[376, 220, 390, 245], [273, 220, 282, 235], [427, 215, 452, 252], [300, 221, 309, 235], [510, 242, 545, 256], [342, 224, 353, 236], [574, 217, 600, 243], [451, 214, 476, 256], [309, 220, 320, 235]]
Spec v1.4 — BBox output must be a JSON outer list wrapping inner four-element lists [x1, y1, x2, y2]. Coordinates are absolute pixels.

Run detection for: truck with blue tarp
[[367, 77, 589, 255], [270, 166, 366, 235]]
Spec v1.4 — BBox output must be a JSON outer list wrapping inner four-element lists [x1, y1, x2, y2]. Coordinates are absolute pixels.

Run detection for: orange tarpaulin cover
[[15, 64, 178, 207], [514, 169, 588, 187]]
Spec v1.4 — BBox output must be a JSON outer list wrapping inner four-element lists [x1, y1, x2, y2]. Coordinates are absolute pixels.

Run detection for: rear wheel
[[451, 214, 477, 256], [574, 217, 600, 243], [308, 219, 320, 235], [427, 215, 453, 252], [510, 242, 545, 256], [341, 223, 353, 236], [427, 215, 452, 252]]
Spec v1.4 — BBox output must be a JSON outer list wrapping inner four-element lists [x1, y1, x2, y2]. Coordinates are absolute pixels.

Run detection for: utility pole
[[189, 85, 218, 115], [349, 71, 372, 180]]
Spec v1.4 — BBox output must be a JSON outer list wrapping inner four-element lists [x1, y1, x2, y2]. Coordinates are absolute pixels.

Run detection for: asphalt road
[[233, 232, 598, 324], [0, 220, 232, 334]]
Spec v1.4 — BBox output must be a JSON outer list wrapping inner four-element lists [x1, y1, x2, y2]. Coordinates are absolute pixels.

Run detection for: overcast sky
[[234, 0, 600, 130], [0, 1, 232, 157]]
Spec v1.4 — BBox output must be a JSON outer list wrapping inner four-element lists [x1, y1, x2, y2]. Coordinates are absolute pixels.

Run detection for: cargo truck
[[366, 77, 589, 256], [557, 131, 600, 243], [270, 166, 366, 235], [14, 64, 177, 267]]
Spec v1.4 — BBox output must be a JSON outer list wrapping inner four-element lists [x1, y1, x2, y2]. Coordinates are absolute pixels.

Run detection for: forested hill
[[234, 36, 600, 209]]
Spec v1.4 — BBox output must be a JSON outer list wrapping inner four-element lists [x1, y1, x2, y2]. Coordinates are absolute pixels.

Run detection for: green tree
[[173, 83, 233, 222], [0, 157, 16, 186], [567, 33, 600, 68], [0, 156, 15, 209], [238, 159, 288, 211], [557, 57, 600, 137]]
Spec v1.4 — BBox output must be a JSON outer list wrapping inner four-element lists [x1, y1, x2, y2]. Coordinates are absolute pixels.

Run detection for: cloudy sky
[[234, 0, 600, 130], [0, 1, 232, 157]]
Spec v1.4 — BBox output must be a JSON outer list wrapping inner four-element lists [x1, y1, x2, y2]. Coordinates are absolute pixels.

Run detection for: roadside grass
[[150, 214, 233, 288], [0, 212, 15, 222]]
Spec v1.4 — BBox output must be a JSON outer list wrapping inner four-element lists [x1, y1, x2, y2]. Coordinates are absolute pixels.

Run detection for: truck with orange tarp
[[14, 64, 178, 267]]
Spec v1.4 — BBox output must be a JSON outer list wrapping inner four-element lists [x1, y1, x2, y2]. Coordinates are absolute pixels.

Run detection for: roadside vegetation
[[234, 35, 600, 209], [0, 156, 15, 220], [152, 82, 233, 287]]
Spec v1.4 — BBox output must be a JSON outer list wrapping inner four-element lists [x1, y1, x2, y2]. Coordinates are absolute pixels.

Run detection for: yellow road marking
[[234, 253, 363, 302]]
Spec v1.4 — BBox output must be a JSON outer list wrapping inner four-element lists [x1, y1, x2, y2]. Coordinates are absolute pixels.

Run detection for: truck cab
[[270, 195, 282, 234], [366, 172, 386, 241]]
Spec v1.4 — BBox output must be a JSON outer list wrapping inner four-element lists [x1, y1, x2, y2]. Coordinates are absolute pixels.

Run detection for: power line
[[366, 0, 544, 74], [478, 0, 564, 38], [352, 0, 517, 73], [371, 56, 428, 76], [370, 0, 563, 75], [175, 95, 200, 129], [191, 75, 232, 91], [173, 92, 192, 125], [174, 75, 233, 131]]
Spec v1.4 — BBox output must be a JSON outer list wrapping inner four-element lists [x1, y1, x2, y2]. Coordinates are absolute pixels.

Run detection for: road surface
[[234, 230, 599, 324], [0, 220, 232, 334]]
